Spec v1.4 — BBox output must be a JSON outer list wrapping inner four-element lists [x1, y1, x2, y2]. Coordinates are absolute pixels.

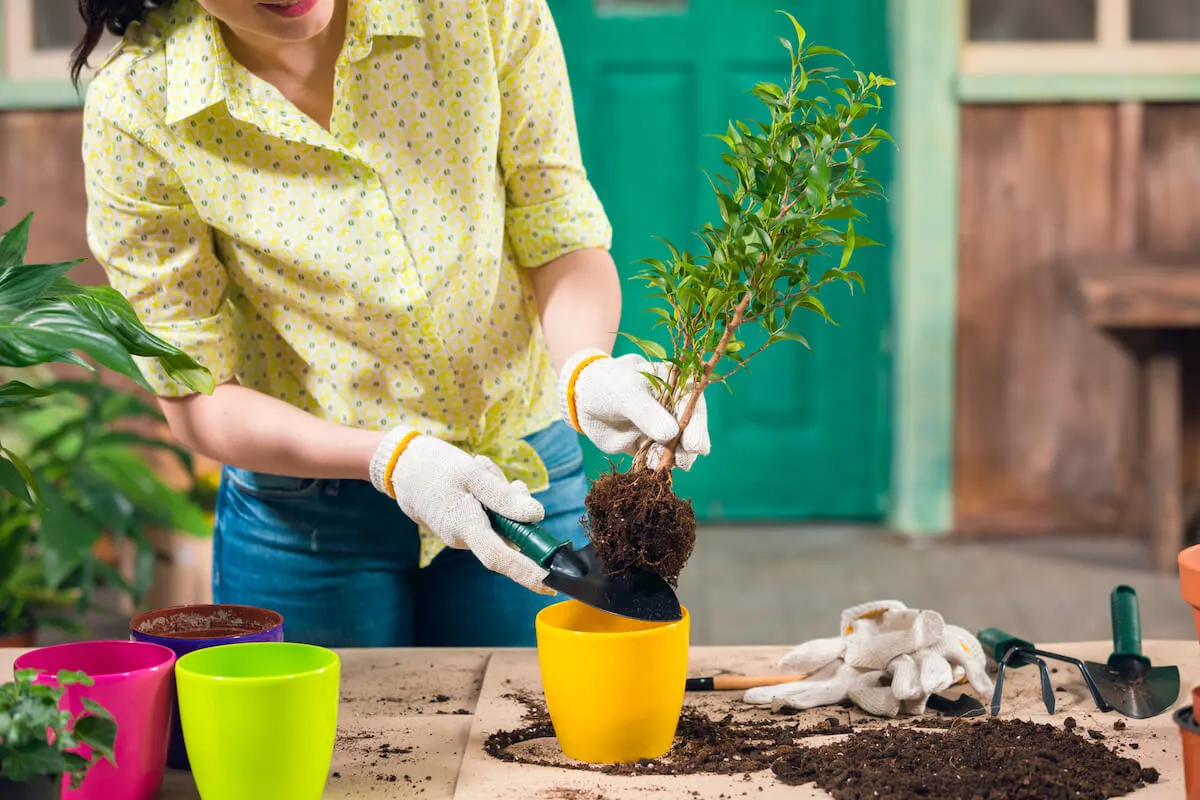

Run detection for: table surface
[[1, 641, 1195, 799]]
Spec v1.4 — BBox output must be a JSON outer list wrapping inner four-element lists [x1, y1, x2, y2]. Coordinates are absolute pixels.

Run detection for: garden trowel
[[487, 511, 683, 623], [1080, 585, 1180, 719]]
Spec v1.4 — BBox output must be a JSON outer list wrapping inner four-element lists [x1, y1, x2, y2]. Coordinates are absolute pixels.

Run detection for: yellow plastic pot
[[535, 600, 689, 763]]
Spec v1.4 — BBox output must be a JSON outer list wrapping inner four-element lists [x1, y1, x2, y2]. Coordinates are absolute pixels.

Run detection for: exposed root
[[583, 467, 696, 586]]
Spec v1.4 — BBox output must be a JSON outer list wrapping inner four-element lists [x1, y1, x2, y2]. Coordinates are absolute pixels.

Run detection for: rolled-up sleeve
[[489, 0, 612, 267], [81, 94, 238, 396]]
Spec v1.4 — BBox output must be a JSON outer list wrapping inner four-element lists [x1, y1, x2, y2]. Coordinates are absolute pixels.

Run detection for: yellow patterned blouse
[[82, 0, 611, 561]]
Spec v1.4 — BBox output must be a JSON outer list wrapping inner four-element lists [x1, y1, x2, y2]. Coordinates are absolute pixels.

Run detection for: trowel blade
[[544, 544, 683, 623], [1082, 659, 1180, 719]]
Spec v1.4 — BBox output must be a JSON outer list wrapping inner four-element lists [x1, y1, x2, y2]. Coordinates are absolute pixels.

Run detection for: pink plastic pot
[[13, 640, 176, 800]]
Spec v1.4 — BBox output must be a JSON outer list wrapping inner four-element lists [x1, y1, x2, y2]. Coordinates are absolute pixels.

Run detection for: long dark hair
[[71, 0, 176, 87]]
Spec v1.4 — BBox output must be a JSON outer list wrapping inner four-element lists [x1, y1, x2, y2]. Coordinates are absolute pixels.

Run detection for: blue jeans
[[210, 421, 589, 648]]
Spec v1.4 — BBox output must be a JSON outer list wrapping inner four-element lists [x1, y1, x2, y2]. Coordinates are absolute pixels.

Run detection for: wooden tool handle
[[688, 674, 808, 691]]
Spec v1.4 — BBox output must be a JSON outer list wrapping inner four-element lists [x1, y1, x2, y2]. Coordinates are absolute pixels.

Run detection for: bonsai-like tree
[[584, 15, 895, 585]]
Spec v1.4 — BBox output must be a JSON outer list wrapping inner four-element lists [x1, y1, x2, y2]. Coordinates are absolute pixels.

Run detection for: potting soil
[[583, 467, 696, 586], [485, 694, 1160, 798]]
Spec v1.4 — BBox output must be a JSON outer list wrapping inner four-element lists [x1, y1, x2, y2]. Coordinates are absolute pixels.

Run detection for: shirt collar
[[162, 0, 425, 125]]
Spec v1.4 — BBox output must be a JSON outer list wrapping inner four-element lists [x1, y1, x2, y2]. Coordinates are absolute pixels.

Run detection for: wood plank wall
[[955, 103, 1200, 538], [0, 111, 96, 279]]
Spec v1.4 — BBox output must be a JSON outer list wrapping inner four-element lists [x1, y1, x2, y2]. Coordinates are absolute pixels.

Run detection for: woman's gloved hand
[[557, 347, 711, 470], [368, 429, 554, 594]]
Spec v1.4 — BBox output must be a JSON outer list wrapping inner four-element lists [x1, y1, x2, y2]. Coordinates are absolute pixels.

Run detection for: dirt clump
[[583, 468, 696, 586], [485, 695, 1159, 798]]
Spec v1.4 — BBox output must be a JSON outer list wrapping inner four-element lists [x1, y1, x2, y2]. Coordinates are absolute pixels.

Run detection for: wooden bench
[[1061, 258, 1200, 572]]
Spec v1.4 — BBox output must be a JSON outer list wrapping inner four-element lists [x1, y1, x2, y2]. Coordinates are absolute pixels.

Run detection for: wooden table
[[2, 642, 1197, 798]]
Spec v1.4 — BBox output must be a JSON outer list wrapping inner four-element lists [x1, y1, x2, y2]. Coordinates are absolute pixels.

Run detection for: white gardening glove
[[843, 605, 945, 670], [557, 348, 711, 471], [741, 600, 928, 713], [368, 429, 554, 594], [741, 601, 951, 717], [888, 624, 994, 713]]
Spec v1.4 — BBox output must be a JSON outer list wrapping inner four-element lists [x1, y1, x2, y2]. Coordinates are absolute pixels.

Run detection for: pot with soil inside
[[129, 604, 284, 770], [535, 600, 689, 763]]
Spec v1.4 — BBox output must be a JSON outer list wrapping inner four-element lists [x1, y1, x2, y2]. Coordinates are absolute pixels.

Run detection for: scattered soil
[[583, 467, 696, 585], [486, 693, 1160, 798]]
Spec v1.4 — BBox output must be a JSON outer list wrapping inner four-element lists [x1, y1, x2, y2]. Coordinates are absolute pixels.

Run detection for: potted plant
[[0, 669, 117, 798], [0, 196, 214, 642], [582, 16, 894, 585], [0, 368, 212, 626]]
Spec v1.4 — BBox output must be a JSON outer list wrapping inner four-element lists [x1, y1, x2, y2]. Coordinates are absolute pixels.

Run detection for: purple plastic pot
[[129, 604, 284, 771]]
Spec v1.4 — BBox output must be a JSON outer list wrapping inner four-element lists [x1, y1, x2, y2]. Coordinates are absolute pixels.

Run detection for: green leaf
[[616, 332, 667, 361], [3, 747, 68, 782], [796, 294, 835, 324], [0, 455, 32, 506], [2, 448, 40, 505], [0, 379, 54, 409], [73, 713, 117, 764], [840, 220, 857, 269], [0, 213, 33, 271], [805, 44, 848, 60], [35, 481, 103, 589], [778, 10, 805, 50], [0, 260, 83, 316], [771, 330, 811, 349]]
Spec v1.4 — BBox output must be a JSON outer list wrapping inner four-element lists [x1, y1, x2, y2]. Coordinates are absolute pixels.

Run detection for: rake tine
[[1028, 655, 1056, 714]]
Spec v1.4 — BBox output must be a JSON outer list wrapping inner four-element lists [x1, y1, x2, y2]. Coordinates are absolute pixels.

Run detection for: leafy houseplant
[[584, 16, 895, 585], [0, 197, 214, 639], [0, 368, 213, 629], [0, 669, 117, 794]]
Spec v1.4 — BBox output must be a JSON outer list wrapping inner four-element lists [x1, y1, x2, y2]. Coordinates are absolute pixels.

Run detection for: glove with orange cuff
[[557, 347, 711, 471], [368, 429, 554, 594]]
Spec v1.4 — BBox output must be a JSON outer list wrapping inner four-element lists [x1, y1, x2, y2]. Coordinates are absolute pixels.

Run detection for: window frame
[[0, 0, 111, 109], [958, 0, 1200, 101]]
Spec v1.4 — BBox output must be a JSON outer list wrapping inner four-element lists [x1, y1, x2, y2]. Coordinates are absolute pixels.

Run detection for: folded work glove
[[742, 601, 992, 718], [558, 348, 711, 471], [369, 429, 553, 594]]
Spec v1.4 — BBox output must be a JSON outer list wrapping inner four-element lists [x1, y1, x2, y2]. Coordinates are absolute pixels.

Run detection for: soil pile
[[485, 695, 1159, 798], [583, 468, 696, 586], [772, 718, 1158, 799]]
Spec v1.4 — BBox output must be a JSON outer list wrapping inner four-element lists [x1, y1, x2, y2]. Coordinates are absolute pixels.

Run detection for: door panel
[[549, 0, 894, 521]]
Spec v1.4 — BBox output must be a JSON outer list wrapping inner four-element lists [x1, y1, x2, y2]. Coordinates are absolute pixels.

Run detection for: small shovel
[[488, 510, 683, 623], [1080, 585, 1180, 719]]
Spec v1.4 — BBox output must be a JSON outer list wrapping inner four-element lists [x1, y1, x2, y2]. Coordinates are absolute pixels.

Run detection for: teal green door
[[550, 0, 893, 521]]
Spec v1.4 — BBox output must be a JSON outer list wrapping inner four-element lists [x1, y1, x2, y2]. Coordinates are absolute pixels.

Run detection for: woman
[[72, 0, 710, 648]]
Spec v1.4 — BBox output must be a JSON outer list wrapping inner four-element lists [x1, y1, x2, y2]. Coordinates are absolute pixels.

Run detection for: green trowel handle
[[1110, 584, 1146, 660], [977, 627, 1035, 665], [486, 510, 569, 567]]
